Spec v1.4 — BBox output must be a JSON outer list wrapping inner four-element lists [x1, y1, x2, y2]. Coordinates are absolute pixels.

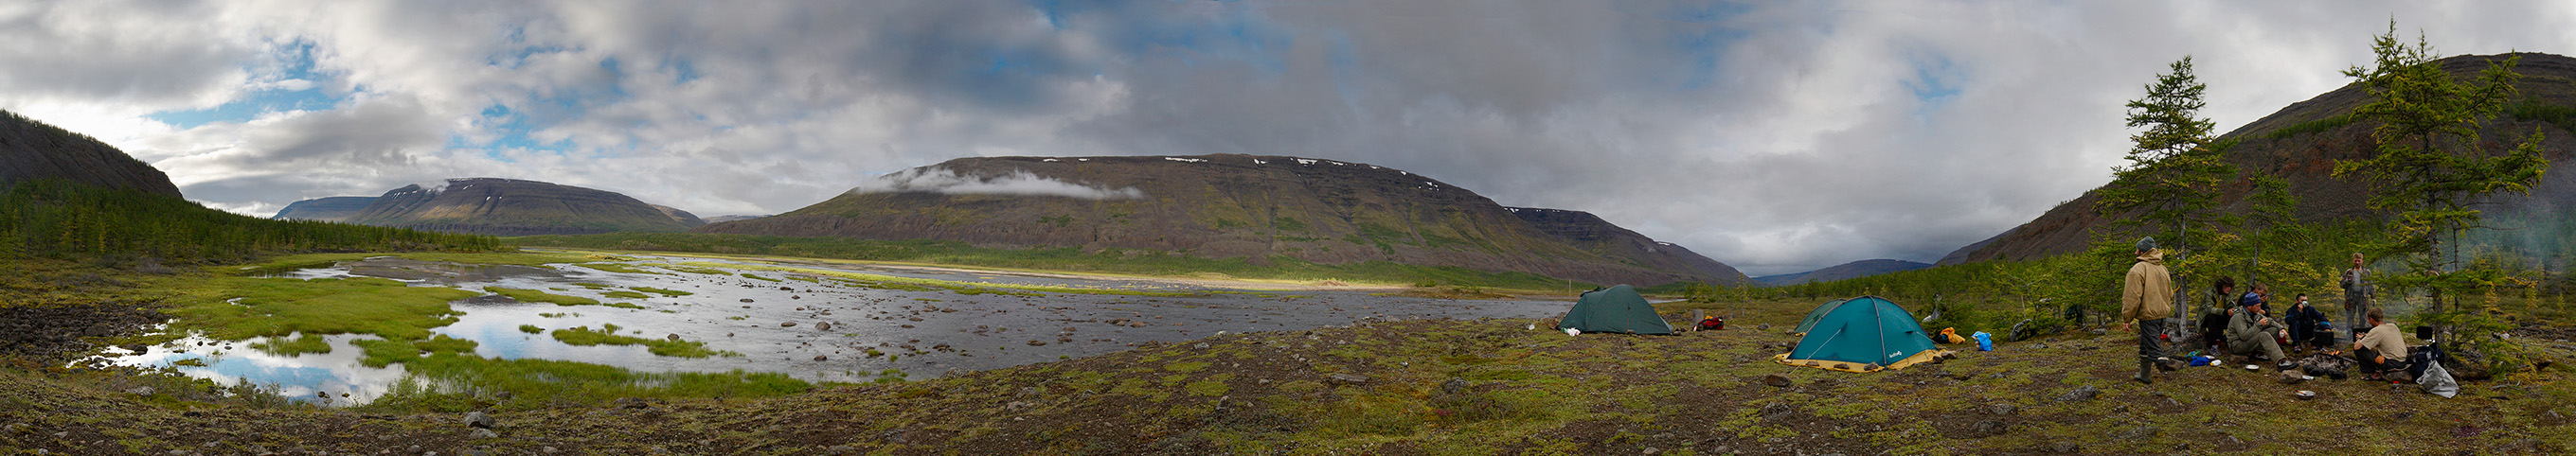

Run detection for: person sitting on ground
[[2238, 282, 2271, 316], [2199, 276, 2237, 354], [2352, 308, 2411, 381], [2282, 293, 2333, 350], [2226, 295, 2287, 366]]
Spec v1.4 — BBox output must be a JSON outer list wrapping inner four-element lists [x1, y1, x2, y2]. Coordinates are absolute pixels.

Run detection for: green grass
[[351, 334, 482, 368], [576, 262, 662, 274], [549, 324, 738, 358], [517, 324, 543, 334], [601, 290, 650, 299], [514, 233, 1590, 290], [246, 334, 332, 356], [680, 261, 1163, 297], [162, 276, 481, 341], [484, 286, 599, 306], [632, 287, 693, 296], [363, 356, 811, 412]]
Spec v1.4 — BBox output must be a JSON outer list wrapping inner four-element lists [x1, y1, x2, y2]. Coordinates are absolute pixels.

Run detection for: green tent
[[1556, 285, 1673, 335], [1791, 298, 1849, 335], [1774, 296, 1947, 372]]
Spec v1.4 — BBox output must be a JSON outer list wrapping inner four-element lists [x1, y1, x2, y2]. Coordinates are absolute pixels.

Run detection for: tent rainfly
[[1774, 295, 1952, 373], [1556, 285, 1673, 335], [1792, 298, 1849, 335]]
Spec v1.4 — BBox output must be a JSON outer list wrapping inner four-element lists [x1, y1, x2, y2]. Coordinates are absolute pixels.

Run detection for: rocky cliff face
[[1946, 52, 2576, 263], [270, 196, 378, 221], [699, 154, 1746, 287], [343, 178, 696, 236], [0, 110, 183, 198], [1505, 207, 1751, 286]]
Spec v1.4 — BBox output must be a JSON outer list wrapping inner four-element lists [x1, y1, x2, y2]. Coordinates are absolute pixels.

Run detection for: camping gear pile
[[1774, 296, 1956, 373]]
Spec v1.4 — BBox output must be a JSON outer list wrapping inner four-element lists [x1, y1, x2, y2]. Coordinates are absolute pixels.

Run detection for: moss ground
[[9, 253, 2576, 454]]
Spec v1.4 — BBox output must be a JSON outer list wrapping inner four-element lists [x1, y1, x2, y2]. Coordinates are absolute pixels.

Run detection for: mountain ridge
[[1751, 258, 1934, 286], [0, 110, 183, 198], [698, 154, 1747, 287], [335, 178, 701, 237], [1944, 52, 2576, 264]]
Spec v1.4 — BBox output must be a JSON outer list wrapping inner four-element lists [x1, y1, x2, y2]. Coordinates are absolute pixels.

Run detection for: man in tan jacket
[[2120, 237, 2177, 384]]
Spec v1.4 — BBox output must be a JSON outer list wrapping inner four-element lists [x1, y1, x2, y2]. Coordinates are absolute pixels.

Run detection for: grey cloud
[[9, 1, 2576, 275]]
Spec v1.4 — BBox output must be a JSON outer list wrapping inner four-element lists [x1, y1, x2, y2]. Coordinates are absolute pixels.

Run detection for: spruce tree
[[2099, 57, 2235, 323], [2331, 22, 2551, 314]]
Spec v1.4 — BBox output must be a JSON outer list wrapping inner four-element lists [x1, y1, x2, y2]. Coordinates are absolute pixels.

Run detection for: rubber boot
[[2134, 359, 2154, 384]]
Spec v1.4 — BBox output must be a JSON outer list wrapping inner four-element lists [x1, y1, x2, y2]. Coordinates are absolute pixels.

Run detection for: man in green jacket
[[2120, 237, 2176, 384], [2227, 296, 2288, 366]]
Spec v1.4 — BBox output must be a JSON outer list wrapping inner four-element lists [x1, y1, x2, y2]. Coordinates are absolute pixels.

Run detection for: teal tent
[[1557, 285, 1673, 335], [1791, 298, 1849, 335], [1775, 296, 1947, 372]]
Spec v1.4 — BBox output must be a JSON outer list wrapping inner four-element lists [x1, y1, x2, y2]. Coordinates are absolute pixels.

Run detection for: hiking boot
[[2156, 358, 2183, 372]]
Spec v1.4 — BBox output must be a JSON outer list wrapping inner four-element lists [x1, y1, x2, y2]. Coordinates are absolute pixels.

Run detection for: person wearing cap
[[2227, 290, 2289, 366], [2119, 237, 2178, 384]]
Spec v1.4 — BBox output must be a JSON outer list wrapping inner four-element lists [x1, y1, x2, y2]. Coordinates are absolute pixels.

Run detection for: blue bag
[[1972, 331, 1994, 351]]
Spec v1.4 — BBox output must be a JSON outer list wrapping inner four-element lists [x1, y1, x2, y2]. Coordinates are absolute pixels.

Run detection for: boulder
[[1761, 374, 1792, 388], [464, 411, 494, 429], [780, 322, 797, 327], [2054, 385, 2099, 402]]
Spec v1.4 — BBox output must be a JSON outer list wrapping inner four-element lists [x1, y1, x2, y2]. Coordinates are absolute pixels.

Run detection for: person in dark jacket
[[2282, 293, 2333, 350], [2198, 276, 2236, 353]]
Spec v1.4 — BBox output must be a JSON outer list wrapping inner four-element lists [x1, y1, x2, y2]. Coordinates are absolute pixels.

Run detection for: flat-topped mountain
[[698, 154, 1745, 287], [1505, 207, 1751, 286], [269, 196, 377, 221], [0, 110, 182, 198], [328, 178, 699, 237], [1752, 259, 1933, 286], [1945, 52, 2576, 263]]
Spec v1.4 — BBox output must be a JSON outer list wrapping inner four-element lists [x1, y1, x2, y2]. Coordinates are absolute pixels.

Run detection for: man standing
[[2341, 254, 2372, 345], [2120, 237, 2177, 384]]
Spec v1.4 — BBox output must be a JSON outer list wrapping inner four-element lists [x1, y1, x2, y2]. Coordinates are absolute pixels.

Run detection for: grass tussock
[[549, 324, 737, 358]]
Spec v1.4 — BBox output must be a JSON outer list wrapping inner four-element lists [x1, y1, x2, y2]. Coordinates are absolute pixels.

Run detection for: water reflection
[[101, 333, 409, 406], [96, 254, 1566, 406]]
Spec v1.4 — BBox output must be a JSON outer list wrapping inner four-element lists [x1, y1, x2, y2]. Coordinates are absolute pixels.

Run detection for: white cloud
[[849, 167, 1144, 201], [7, 1, 2576, 274]]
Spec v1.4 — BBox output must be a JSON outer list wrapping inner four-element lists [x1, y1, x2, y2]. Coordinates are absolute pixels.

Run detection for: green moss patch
[[549, 324, 738, 358], [247, 334, 333, 356], [631, 287, 693, 296], [164, 276, 480, 341]]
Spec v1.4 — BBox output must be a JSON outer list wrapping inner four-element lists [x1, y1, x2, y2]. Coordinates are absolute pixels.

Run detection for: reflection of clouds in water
[[89, 253, 1565, 406], [106, 333, 408, 406]]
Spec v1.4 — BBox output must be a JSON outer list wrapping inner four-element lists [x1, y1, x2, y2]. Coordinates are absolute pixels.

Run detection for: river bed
[[92, 254, 1565, 405]]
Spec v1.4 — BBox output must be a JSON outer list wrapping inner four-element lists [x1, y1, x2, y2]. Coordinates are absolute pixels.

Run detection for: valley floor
[[5, 257, 2576, 455]]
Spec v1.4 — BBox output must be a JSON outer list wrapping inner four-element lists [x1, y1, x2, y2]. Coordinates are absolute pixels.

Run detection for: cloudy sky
[[6, 1, 2572, 275]]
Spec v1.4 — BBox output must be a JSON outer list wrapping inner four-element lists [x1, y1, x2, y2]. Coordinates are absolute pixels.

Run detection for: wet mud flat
[[97, 254, 1563, 405]]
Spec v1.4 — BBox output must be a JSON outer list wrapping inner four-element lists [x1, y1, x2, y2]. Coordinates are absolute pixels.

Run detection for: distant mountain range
[[1751, 259, 1932, 286], [276, 179, 703, 236], [1942, 52, 2576, 264], [698, 154, 1750, 287], [0, 110, 181, 198]]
